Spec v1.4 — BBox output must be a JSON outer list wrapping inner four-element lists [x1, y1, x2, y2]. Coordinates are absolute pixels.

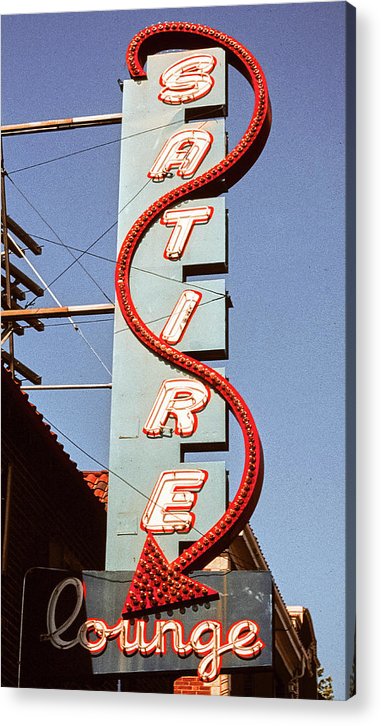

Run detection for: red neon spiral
[[116, 22, 271, 616]]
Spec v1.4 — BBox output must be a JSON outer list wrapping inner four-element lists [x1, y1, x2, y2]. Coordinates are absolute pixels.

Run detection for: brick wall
[[174, 675, 230, 696]]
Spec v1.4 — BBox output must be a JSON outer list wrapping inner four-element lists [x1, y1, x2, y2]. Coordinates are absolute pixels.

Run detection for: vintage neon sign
[[25, 23, 272, 688], [117, 22, 271, 621]]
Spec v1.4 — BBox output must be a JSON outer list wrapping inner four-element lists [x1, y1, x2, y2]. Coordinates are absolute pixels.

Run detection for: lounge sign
[[20, 23, 272, 686], [20, 569, 272, 687]]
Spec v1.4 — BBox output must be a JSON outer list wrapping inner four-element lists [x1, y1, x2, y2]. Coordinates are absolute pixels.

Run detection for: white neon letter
[[143, 378, 210, 437], [160, 290, 202, 345], [141, 469, 208, 534], [158, 54, 217, 105], [228, 620, 264, 659], [44, 577, 84, 650], [161, 206, 214, 260], [148, 129, 212, 181], [191, 621, 222, 683]]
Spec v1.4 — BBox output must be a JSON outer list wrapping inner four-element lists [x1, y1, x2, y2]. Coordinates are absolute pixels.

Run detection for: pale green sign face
[[106, 48, 229, 570]]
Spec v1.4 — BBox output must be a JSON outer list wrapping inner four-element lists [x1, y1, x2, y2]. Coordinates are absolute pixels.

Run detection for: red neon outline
[[158, 53, 217, 105], [147, 129, 213, 181], [142, 378, 211, 438], [117, 22, 271, 619], [160, 289, 202, 345]]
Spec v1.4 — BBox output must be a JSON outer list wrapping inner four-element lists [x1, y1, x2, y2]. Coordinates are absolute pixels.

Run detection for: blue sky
[[2, 2, 354, 700]]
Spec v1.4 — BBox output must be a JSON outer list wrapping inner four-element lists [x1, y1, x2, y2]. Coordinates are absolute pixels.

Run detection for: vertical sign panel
[[107, 48, 228, 570]]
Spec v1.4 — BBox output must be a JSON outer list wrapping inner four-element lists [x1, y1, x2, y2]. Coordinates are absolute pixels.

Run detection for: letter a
[[148, 129, 213, 181]]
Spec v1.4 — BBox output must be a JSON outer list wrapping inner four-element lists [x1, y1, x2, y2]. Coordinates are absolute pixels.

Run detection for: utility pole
[[1, 140, 14, 377], [1, 112, 122, 137]]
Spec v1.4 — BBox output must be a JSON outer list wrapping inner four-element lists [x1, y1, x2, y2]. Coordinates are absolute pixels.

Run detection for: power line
[[7, 120, 184, 174], [42, 413, 206, 540], [6, 174, 114, 305], [75, 326, 111, 377], [131, 265, 227, 299], [22, 232, 228, 300], [115, 295, 227, 333], [5, 180, 112, 375], [40, 116, 220, 291], [16, 176, 153, 308], [40, 411, 254, 573], [37, 295, 223, 331], [44, 178, 152, 292], [6, 232, 112, 377], [41, 317, 114, 328], [23, 232, 117, 263], [5, 114, 222, 302], [7, 106, 224, 175]]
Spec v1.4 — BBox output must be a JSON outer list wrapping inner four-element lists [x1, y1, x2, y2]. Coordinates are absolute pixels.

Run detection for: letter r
[[143, 378, 210, 437]]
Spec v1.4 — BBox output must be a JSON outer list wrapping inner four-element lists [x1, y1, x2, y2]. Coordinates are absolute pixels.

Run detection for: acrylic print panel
[[1, 1, 355, 701]]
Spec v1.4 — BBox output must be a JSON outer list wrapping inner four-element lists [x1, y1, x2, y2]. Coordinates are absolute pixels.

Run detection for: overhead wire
[[20, 295, 224, 382], [6, 174, 114, 305], [35, 295, 224, 332], [17, 233, 228, 300], [5, 176, 112, 375], [40, 411, 256, 574], [7, 119, 185, 174], [43, 178, 154, 293], [7, 104, 225, 175], [6, 111, 224, 301], [38, 317, 115, 328], [42, 413, 210, 540], [10, 176, 153, 309], [74, 327, 111, 376], [4, 160, 226, 377], [114, 296, 226, 334]]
